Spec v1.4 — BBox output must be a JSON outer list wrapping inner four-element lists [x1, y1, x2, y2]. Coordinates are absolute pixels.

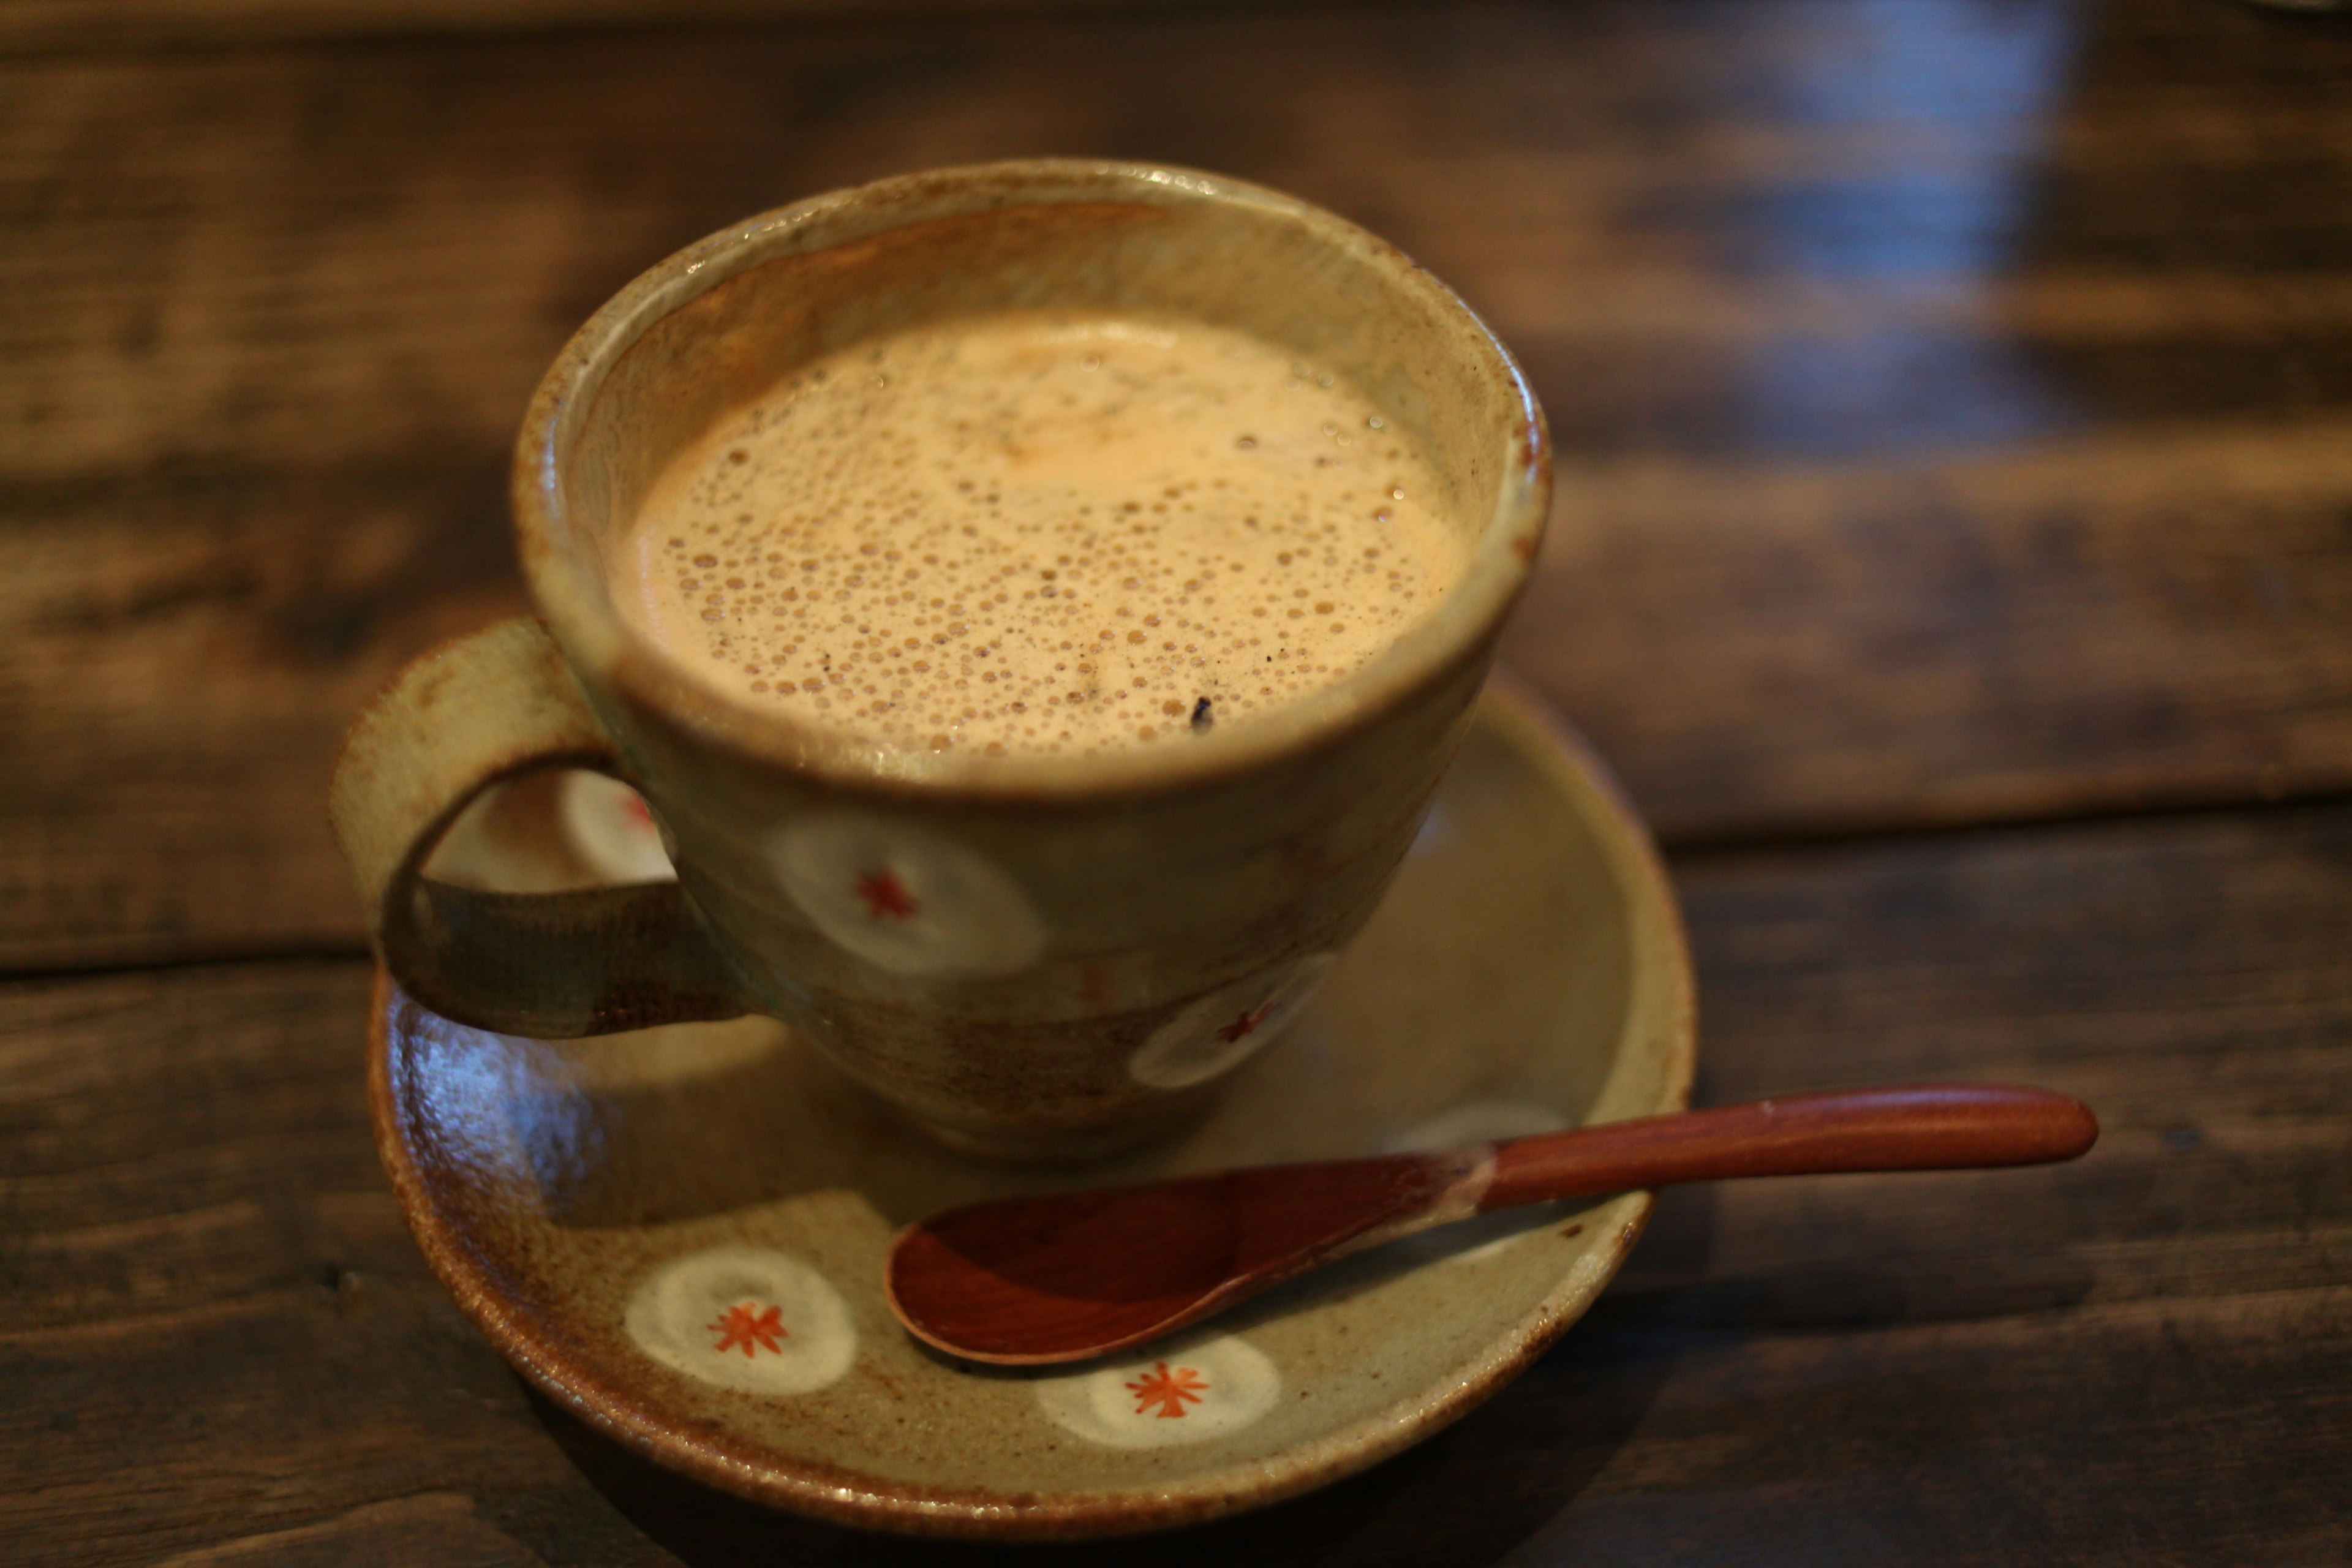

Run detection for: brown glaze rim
[[364, 679, 1697, 1540], [511, 158, 1552, 805]]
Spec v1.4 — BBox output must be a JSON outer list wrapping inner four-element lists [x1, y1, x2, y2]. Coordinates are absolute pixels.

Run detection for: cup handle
[[330, 617, 750, 1036]]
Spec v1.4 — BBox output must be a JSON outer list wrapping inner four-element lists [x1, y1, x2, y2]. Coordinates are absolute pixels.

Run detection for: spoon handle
[[1477, 1084, 2097, 1212]]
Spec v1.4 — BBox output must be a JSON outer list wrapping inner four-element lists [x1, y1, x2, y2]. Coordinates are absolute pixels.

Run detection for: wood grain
[[1515, 415, 2352, 843], [551, 1287, 2352, 1567], [4, 803, 2343, 1564], [0, 962, 671, 1567], [0, 465, 523, 968], [5, 0, 2352, 965], [0, 0, 1215, 56], [5, 4, 2348, 1556]]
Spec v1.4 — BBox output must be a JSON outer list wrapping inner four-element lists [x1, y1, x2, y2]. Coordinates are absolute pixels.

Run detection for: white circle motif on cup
[[560, 772, 677, 885], [1128, 952, 1338, 1089], [769, 815, 1046, 978]]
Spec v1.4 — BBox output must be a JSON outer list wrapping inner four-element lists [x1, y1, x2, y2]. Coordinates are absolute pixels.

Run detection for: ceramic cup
[[330, 160, 1550, 1160]]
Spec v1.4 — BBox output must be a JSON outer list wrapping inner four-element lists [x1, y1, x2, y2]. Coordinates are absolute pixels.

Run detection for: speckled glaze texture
[[370, 682, 1696, 1539], [333, 160, 1550, 1158]]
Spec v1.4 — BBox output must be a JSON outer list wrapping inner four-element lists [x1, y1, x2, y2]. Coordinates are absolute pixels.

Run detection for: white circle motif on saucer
[[769, 815, 1046, 978], [1033, 1335, 1280, 1449], [625, 1245, 855, 1396], [1129, 952, 1338, 1089], [560, 771, 677, 884]]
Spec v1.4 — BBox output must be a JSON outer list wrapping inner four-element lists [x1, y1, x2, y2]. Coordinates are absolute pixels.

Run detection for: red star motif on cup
[[853, 868, 919, 921], [707, 1300, 787, 1357], [772, 815, 1045, 978], [1126, 1360, 1208, 1419], [1216, 1000, 1276, 1045]]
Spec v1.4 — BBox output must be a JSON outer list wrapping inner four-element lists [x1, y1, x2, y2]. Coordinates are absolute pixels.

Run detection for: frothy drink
[[616, 312, 1468, 757]]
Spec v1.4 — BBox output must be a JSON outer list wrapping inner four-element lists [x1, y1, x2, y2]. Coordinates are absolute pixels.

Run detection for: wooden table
[[6, 1, 2348, 1561]]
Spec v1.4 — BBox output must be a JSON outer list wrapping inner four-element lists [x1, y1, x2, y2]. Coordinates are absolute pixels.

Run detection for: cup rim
[[513, 159, 1551, 804]]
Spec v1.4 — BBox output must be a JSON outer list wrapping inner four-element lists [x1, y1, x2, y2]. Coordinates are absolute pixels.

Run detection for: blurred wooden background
[[3, 1, 2348, 1563]]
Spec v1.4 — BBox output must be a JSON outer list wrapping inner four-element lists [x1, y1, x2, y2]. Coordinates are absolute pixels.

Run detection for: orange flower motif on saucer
[[709, 1300, 788, 1357], [1035, 1334, 1280, 1449], [625, 1246, 854, 1396], [1127, 1361, 1208, 1418]]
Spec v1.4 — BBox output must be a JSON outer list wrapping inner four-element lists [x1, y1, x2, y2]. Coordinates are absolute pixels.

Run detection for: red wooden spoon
[[886, 1084, 2097, 1365]]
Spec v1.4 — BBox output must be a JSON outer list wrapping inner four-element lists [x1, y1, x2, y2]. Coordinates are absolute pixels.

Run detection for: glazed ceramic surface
[[376, 684, 1694, 1539], [331, 160, 1550, 1159]]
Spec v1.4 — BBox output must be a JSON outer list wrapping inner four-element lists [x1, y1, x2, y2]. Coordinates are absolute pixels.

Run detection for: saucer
[[370, 679, 1694, 1540]]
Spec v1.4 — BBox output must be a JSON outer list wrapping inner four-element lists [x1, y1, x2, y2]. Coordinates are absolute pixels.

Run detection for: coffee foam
[[616, 312, 1466, 758]]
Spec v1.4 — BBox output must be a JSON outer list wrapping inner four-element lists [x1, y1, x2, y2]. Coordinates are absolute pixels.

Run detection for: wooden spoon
[[886, 1084, 2097, 1365]]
